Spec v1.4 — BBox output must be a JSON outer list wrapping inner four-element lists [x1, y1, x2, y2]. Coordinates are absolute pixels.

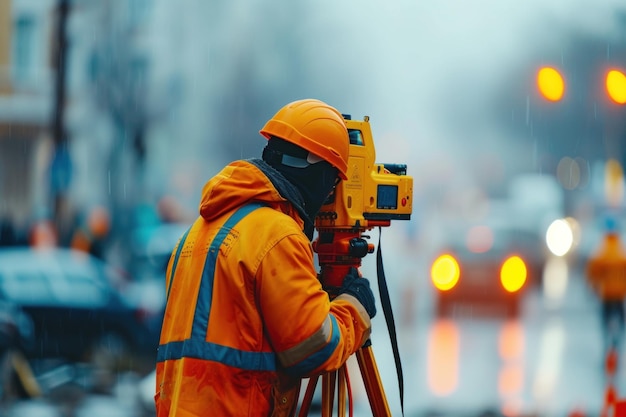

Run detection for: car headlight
[[431, 254, 460, 291], [546, 218, 575, 256], [500, 255, 527, 293]]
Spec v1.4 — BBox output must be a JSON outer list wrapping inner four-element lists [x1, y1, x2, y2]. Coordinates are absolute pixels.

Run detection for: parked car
[[0, 247, 161, 375], [430, 223, 546, 318], [130, 223, 187, 275], [128, 222, 189, 312]]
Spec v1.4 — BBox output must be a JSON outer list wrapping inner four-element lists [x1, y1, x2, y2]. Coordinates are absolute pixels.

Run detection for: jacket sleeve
[[256, 232, 371, 377]]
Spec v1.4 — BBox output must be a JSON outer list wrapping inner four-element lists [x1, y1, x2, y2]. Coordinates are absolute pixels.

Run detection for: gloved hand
[[338, 267, 377, 319]]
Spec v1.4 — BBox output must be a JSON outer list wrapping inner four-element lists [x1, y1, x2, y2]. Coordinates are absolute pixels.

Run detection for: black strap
[[376, 226, 404, 416]]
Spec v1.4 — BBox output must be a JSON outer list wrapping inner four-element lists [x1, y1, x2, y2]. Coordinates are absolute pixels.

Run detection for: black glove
[[339, 267, 376, 319]]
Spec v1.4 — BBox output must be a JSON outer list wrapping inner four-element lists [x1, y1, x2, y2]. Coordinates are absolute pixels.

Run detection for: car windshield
[[0, 249, 113, 306], [449, 226, 543, 259]]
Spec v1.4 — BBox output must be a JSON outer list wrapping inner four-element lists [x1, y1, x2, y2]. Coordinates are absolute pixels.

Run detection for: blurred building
[[0, 0, 55, 241], [1, 0, 329, 259], [0, 0, 235, 260]]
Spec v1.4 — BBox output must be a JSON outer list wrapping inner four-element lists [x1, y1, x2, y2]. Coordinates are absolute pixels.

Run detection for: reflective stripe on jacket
[[155, 160, 371, 417]]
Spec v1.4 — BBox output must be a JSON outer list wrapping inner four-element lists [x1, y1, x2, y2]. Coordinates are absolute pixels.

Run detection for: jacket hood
[[199, 160, 301, 226]]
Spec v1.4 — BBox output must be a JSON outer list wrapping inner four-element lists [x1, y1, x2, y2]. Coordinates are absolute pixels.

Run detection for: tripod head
[[312, 228, 377, 289]]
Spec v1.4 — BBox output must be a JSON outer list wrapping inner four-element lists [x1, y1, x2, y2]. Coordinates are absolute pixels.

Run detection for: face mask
[[273, 160, 339, 222], [262, 137, 341, 228]]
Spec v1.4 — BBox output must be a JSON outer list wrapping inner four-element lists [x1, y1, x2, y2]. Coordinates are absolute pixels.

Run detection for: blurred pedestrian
[[586, 216, 626, 357], [155, 99, 376, 416], [70, 205, 111, 259], [29, 219, 58, 248]]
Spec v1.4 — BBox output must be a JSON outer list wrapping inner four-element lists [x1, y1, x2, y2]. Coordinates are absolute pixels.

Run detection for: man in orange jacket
[[155, 99, 376, 416], [586, 217, 626, 355]]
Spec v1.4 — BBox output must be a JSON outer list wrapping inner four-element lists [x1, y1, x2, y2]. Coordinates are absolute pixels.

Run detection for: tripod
[[297, 342, 391, 416], [297, 228, 396, 417]]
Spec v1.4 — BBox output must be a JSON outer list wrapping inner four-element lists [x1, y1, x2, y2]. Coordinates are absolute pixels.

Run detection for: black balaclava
[[262, 136, 339, 227]]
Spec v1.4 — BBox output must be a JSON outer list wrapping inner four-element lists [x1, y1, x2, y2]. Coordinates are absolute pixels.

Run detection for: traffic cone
[[602, 384, 618, 417], [615, 400, 626, 417], [606, 348, 619, 378]]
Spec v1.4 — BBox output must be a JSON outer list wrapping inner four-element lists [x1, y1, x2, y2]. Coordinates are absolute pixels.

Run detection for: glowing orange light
[[537, 67, 565, 102], [431, 254, 460, 291], [502, 400, 524, 417], [500, 256, 527, 293], [606, 69, 626, 105], [498, 322, 526, 416], [499, 364, 524, 396], [30, 220, 58, 248], [498, 321, 524, 361], [427, 319, 459, 396]]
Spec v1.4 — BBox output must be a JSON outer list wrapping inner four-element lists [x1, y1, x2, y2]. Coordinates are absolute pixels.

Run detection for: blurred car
[[127, 222, 188, 313], [0, 247, 161, 375], [130, 222, 188, 279], [430, 224, 546, 318]]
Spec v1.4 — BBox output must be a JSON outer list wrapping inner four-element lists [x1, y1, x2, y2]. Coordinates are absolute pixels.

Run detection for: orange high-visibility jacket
[[155, 160, 371, 417], [586, 233, 626, 301]]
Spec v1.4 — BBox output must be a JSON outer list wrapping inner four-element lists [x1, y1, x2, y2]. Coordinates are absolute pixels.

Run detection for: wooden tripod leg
[[297, 376, 319, 417], [337, 365, 347, 417], [355, 345, 392, 417], [322, 371, 337, 417]]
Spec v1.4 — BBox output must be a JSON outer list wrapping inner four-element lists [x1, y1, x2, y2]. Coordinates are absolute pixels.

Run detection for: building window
[[12, 15, 35, 84]]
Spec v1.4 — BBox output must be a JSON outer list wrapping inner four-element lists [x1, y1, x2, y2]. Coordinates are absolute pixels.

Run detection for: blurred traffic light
[[606, 69, 626, 105], [537, 66, 565, 102]]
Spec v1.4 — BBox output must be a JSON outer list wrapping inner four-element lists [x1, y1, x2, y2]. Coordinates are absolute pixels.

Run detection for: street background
[[2, 0, 626, 416]]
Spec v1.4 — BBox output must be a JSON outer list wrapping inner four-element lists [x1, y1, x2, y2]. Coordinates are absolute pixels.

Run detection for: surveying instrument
[[297, 115, 413, 416]]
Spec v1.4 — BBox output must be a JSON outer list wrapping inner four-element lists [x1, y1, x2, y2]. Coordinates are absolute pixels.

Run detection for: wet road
[[354, 256, 617, 417], [2, 257, 620, 417]]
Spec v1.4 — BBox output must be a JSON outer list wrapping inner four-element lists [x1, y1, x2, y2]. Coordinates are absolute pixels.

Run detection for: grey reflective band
[[157, 339, 276, 371], [191, 203, 266, 339], [284, 315, 341, 376], [157, 202, 276, 371]]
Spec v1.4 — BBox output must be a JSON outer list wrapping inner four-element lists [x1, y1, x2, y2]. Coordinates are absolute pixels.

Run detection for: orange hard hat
[[259, 99, 349, 179]]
